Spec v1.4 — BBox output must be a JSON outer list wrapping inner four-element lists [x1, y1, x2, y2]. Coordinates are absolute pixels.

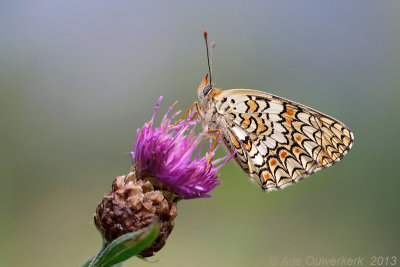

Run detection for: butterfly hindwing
[[213, 89, 354, 191]]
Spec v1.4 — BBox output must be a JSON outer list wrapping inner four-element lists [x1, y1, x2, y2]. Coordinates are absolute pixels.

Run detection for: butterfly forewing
[[206, 89, 354, 192]]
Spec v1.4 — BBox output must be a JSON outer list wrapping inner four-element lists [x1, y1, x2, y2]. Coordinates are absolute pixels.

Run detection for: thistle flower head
[[130, 96, 233, 199], [93, 97, 234, 259]]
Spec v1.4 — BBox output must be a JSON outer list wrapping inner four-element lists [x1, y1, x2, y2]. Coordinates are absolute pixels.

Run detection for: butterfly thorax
[[199, 88, 222, 131]]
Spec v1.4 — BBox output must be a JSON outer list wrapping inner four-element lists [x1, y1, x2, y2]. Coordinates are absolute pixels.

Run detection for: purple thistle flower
[[130, 96, 234, 199]]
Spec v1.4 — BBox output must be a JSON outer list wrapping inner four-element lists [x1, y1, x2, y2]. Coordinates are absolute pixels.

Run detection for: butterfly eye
[[203, 85, 212, 96]]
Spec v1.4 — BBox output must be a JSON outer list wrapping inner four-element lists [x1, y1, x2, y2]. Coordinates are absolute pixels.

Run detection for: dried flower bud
[[94, 171, 178, 257]]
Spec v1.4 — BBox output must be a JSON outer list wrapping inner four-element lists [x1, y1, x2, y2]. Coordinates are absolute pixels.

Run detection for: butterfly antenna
[[204, 30, 212, 87], [210, 41, 215, 79]]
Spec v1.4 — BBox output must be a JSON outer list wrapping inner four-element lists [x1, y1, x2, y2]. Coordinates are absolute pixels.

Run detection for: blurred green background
[[1, 1, 399, 266]]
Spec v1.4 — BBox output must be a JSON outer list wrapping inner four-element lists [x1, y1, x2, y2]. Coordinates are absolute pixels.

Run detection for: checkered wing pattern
[[214, 89, 354, 191]]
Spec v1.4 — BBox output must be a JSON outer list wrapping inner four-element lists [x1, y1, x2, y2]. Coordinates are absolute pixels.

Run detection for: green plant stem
[[89, 238, 108, 267]]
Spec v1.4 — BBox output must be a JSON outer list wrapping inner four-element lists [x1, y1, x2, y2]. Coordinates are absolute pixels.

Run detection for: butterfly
[[180, 31, 354, 192]]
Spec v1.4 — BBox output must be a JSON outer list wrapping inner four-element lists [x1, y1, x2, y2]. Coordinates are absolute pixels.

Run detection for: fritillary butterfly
[[183, 31, 354, 192]]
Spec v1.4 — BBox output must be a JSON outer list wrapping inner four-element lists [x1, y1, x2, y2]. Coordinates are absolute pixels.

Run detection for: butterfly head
[[197, 73, 213, 100]]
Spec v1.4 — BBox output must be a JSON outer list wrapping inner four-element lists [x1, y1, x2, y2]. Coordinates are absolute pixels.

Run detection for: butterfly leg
[[169, 101, 201, 128], [206, 129, 221, 170]]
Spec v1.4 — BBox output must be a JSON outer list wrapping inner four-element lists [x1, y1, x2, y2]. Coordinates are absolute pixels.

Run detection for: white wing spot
[[257, 142, 269, 156], [232, 125, 247, 140], [271, 131, 287, 144], [266, 102, 284, 113], [272, 122, 286, 133], [264, 136, 277, 149], [233, 102, 248, 113], [253, 153, 264, 166], [268, 114, 281, 122], [297, 112, 311, 124]]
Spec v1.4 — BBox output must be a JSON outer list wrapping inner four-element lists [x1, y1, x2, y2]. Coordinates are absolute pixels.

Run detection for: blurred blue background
[[1, 1, 399, 266]]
